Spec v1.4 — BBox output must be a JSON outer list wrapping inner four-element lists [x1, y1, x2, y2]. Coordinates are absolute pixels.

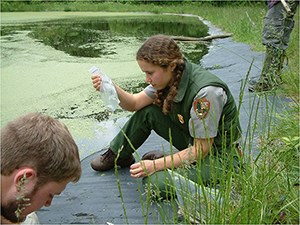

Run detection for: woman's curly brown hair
[[136, 35, 185, 115]]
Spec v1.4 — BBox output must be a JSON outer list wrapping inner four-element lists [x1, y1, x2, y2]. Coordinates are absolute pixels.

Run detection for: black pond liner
[[36, 15, 293, 224]]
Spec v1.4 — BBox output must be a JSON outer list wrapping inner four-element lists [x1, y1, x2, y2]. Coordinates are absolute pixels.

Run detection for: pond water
[[1, 12, 210, 159]]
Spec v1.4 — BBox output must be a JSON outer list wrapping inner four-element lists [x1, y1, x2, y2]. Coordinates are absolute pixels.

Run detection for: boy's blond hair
[[1, 112, 81, 187]]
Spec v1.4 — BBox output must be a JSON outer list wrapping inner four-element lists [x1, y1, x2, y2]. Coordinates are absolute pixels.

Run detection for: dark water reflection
[[1, 15, 209, 63]]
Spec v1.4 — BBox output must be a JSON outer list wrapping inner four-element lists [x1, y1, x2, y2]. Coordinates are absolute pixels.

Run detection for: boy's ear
[[14, 168, 37, 194]]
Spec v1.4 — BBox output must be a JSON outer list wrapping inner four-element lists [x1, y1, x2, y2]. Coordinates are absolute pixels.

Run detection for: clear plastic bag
[[89, 66, 120, 112]]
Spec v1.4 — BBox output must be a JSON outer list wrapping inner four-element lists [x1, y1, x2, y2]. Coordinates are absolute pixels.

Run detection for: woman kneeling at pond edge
[[90, 34, 242, 199]]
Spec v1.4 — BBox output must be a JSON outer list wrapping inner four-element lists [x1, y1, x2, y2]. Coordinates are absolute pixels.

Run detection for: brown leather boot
[[91, 148, 135, 172], [142, 150, 165, 160]]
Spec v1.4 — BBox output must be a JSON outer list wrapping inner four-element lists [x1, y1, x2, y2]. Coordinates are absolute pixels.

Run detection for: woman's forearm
[[153, 138, 213, 172], [153, 146, 196, 171], [114, 84, 137, 111], [114, 84, 154, 111]]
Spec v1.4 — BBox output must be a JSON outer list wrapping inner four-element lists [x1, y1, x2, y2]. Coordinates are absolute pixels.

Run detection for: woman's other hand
[[130, 160, 156, 178]]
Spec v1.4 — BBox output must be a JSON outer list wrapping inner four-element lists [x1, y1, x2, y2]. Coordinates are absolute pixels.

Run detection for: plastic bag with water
[[168, 170, 224, 223], [89, 66, 120, 112]]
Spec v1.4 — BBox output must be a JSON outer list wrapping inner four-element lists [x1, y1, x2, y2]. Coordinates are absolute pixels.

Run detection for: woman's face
[[138, 60, 174, 90]]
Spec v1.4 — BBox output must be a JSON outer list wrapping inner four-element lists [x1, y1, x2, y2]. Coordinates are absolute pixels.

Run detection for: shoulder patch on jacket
[[193, 97, 210, 119]]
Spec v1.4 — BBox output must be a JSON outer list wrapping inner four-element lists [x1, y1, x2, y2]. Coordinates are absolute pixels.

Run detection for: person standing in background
[[248, 0, 298, 92]]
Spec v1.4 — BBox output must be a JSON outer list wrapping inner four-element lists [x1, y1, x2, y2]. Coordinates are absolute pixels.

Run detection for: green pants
[[109, 105, 241, 199], [142, 153, 240, 200], [110, 104, 193, 158]]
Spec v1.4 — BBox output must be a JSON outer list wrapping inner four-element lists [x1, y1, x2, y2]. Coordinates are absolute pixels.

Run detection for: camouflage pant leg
[[259, 46, 285, 86], [262, 0, 298, 50]]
